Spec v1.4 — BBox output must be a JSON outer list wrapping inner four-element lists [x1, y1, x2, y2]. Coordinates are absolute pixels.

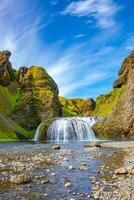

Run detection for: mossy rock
[[59, 96, 95, 117], [38, 121, 49, 140], [12, 66, 62, 130], [93, 86, 125, 117]]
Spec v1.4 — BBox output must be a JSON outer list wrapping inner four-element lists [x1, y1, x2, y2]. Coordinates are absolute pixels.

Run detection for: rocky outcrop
[[93, 86, 124, 117], [12, 66, 62, 130], [0, 50, 13, 86], [93, 51, 134, 140], [59, 96, 95, 117]]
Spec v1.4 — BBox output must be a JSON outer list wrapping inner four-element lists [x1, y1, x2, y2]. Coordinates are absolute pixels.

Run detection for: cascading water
[[34, 123, 41, 142], [47, 117, 99, 141]]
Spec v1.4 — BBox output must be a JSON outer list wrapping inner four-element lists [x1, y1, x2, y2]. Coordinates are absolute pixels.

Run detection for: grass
[[93, 86, 125, 116], [0, 81, 20, 115]]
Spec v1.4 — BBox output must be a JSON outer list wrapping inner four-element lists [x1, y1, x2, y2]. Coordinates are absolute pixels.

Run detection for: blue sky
[[0, 0, 134, 99]]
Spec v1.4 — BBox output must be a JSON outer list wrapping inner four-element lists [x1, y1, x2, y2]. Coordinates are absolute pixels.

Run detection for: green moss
[[0, 81, 20, 115], [38, 121, 49, 140], [59, 96, 95, 117], [12, 66, 61, 130], [93, 86, 125, 116], [62, 107, 77, 117], [15, 122, 35, 139], [0, 116, 18, 141]]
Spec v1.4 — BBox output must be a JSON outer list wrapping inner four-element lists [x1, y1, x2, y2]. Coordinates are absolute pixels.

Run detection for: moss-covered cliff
[[93, 51, 134, 140], [93, 86, 125, 117], [59, 96, 95, 117], [0, 51, 62, 141], [12, 66, 62, 130]]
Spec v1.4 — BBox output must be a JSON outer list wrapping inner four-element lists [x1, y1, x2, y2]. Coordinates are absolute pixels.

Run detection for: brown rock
[[0, 50, 12, 86], [85, 141, 101, 147], [115, 167, 128, 175], [52, 145, 60, 150], [93, 51, 134, 139], [10, 174, 30, 184]]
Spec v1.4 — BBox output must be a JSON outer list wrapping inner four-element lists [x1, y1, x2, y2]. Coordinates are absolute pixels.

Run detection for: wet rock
[[93, 193, 100, 200], [51, 173, 56, 176], [89, 176, 96, 184], [64, 182, 73, 188], [69, 165, 76, 170], [52, 145, 60, 150], [129, 169, 134, 175], [115, 167, 128, 175], [41, 179, 49, 184], [80, 165, 88, 171], [10, 174, 30, 184], [85, 141, 101, 148], [92, 185, 100, 192]]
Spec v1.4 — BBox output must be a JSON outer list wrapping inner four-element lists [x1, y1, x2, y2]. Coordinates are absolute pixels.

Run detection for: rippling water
[[0, 141, 124, 200]]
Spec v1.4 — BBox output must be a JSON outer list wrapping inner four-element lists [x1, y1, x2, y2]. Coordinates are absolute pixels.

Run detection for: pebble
[[115, 167, 128, 175], [80, 165, 88, 171], [52, 145, 60, 150], [69, 165, 76, 170], [10, 174, 30, 184], [64, 182, 73, 188]]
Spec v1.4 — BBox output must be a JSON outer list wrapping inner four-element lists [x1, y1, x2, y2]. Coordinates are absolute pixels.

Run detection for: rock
[[115, 167, 128, 175], [89, 176, 96, 184], [69, 165, 76, 170], [0, 50, 13, 86], [41, 179, 49, 184], [52, 145, 60, 150], [12, 66, 62, 130], [93, 193, 100, 200], [93, 51, 134, 140], [59, 96, 95, 117], [10, 174, 30, 184], [129, 169, 134, 175], [92, 185, 100, 191], [64, 182, 73, 188], [80, 165, 88, 171], [85, 141, 101, 148]]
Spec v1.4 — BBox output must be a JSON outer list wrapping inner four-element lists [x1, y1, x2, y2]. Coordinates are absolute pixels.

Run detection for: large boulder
[[12, 66, 62, 130], [93, 51, 134, 140], [0, 50, 13, 86]]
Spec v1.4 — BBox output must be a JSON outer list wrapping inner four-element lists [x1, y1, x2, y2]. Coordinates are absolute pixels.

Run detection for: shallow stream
[[0, 141, 124, 200]]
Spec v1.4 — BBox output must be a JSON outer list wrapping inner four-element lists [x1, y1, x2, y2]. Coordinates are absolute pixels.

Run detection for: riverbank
[[0, 141, 134, 200], [95, 141, 134, 200]]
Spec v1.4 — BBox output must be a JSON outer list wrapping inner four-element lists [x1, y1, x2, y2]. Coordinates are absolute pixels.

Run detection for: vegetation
[[93, 86, 125, 116]]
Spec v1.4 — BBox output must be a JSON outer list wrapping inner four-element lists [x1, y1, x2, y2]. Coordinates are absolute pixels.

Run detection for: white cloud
[[74, 34, 85, 38], [62, 0, 121, 29], [59, 71, 108, 96], [50, 0, 58, 6], [0, 0, 132, 99]]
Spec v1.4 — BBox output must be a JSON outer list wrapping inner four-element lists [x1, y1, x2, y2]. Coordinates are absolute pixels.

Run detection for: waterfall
[[34, 124, 41, 142], [47, 117, 99, 141]]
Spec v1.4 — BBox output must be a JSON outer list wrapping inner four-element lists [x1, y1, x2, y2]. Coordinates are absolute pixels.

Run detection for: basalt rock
[[93, 51, 134, 140], [12, 66, 62, 130]]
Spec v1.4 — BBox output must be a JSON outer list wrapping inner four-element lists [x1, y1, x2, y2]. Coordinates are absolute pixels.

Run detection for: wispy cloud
[[0, 0, 132, 99], [74, 34, 85, 38], [50, 0, 58, 6], [61, 0, 121, 29]]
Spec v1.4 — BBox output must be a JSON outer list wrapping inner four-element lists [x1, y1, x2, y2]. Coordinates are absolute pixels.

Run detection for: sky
[[0, 0, 134, 99]]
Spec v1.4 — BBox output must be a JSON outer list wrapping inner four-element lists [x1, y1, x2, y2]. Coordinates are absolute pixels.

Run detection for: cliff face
[[12, 66, 62, 130], [0, 51, 62, 140], [0, 49, 134, 141], [0, 50, 13, 86], [93, 51, 134, 140], [59, 96, 95, 117]]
